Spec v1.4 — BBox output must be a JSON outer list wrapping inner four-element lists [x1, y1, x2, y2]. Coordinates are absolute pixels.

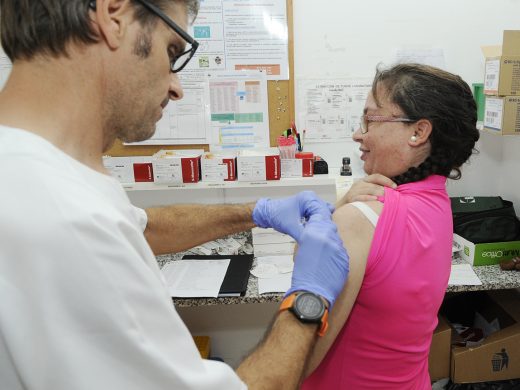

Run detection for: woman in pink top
[[302, 64, 480, 389]]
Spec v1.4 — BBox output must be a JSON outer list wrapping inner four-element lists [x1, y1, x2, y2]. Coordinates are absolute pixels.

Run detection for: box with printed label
[[483, 96, 520, 135], [442, 290, 520, 383], [200, 153, 237, 182], [453, 234, 520, 266], [482, 30, 520, 96], [236, 149, 281, 181], [428, 315, 452, 381], [281, 158, 314, 178], [152, 150, 201, 184], [103, 156, 154, 183], [103, 156, 135, 183]]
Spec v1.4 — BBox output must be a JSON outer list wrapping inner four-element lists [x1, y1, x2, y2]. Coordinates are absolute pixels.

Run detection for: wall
[[293, 0, 520, 207]]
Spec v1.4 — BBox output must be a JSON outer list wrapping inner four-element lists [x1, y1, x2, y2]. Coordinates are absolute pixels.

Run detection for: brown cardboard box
[[446, 290, 520, 383], [483, 30, 520, 96], [428, 316, 452, 381], [483, 96, 520, 135]]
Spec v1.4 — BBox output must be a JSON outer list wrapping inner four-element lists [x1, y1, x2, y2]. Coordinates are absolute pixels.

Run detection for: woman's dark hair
[[371, 63, 480, 185], [0, 0, 199, 61]]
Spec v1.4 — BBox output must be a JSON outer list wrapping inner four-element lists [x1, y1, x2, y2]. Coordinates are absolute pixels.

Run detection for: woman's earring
[[410, 135, 417, 142]]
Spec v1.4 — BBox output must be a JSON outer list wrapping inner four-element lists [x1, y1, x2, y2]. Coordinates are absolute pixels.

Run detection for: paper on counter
[[254, 242, 296, 257], [253, 255, 294, 294], [251, 255, 294, 277], [258, 274, 291, 294], [252, 227, 295, 245], [448, 264, 482, 286], [161, 259, 230, 297]]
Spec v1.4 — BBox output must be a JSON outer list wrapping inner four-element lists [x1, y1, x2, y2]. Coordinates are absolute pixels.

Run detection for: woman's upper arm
[[305, 202, 378, 375]]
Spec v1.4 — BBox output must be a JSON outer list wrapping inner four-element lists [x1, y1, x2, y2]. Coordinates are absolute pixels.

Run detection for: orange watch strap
[[279, 293, 297, 311], [279, 293, 329, 337]]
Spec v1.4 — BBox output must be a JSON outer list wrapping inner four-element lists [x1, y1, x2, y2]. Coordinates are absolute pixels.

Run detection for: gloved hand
[[285, 213, 349, 308], [252, 191, 334, 241]]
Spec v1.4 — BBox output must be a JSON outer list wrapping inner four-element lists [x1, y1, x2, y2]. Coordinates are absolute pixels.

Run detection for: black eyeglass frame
[[90, 0, 199, 73]]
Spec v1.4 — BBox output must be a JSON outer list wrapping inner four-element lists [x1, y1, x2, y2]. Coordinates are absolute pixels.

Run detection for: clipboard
[[182, 254, 254, 297]]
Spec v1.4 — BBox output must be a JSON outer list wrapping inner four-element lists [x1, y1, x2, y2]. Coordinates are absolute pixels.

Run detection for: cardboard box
[[429, 316, 452, 381], [103, 156, 135, 183], [200, 153, 237, 182], [483, 30, 520, 96], [454, 233, 520, 266], [483, 96, 520, 135], [237, 148, 281, 181], [103, 156, 154, 183], [281, 158, 314, 178], [443, 290, 520, 383], [152, 150, 202, 184]]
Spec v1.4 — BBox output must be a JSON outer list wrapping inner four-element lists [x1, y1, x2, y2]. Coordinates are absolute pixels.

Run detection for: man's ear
[[409, 118, 432, 146], [92, 0, 133, 50]]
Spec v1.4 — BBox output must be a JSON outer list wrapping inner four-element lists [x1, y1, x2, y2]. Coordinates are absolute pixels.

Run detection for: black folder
[[182, 254, 254, 297]]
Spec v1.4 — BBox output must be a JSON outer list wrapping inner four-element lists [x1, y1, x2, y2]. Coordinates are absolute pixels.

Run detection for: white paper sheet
[[395, 48, 446, 69], [128, 77, 211, 146], [161, 259, 230, 297], [297, 78, 372, 142], [208, 71, 270, 151], [448, 264, 482, 286], [258, 273, 292, 294], [254, 242, 296, 257], [253, 255, 293, 294], [184, 0, 289, 80], [0, 47, 12, 91]]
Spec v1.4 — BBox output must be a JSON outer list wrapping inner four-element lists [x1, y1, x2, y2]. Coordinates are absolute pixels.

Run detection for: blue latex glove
[[285, 213, 350, 308], [252, 191, 335, 241]]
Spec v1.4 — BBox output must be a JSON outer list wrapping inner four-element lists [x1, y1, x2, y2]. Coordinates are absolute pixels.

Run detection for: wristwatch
[[279, 291, 329, 336]]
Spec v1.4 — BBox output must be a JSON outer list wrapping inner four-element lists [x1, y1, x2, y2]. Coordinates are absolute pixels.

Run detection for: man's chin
[[120, 127, 156, 144]]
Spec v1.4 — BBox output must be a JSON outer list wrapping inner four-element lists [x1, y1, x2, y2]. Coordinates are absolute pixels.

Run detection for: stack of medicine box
[[482, 30, 520, 136]]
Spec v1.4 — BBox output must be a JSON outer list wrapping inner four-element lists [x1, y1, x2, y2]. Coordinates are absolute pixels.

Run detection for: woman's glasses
[[360, 114, 416, 134]]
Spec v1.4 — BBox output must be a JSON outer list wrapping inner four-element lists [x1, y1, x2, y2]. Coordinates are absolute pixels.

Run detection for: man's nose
[[169, 73, 184, 101]]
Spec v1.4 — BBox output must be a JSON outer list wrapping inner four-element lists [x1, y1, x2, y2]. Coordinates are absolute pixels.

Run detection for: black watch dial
[[293, 292, 325, 322]]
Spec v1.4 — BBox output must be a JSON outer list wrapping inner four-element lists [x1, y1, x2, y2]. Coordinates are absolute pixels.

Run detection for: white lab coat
[[0, 126, 246, 390]]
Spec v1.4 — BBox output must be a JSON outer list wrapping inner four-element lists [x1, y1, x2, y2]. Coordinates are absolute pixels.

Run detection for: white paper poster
[[184, 0, 289, 80], [0, 48, 12, 91], [297, 79, 372, 142], [208, 71, 270, 151], [129, 77, 211, 145], [395, 48, 446, 69]]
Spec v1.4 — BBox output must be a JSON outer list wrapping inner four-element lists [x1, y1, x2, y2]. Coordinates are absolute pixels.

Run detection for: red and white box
[[237, 148, 281, 181], [201, 152, 237, 182], [281, 152, 314, 178], [152, 150, 202, 184], [103, 156, 154, 183]]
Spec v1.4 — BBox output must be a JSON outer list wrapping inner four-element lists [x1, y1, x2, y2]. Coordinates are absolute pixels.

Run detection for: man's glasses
[[90, 0, 199, 73], [134, 0, 199, 73], [360, 114, 416, 134]]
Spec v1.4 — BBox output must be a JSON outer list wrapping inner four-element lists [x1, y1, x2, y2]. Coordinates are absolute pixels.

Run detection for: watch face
[[294, 293, 325, 322]]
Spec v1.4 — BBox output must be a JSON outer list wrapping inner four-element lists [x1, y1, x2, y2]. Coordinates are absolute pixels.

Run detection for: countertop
[[157, 232, 520, 308]]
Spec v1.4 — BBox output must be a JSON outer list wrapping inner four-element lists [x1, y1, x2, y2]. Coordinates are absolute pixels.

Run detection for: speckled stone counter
[[157, 232, 520, 307]]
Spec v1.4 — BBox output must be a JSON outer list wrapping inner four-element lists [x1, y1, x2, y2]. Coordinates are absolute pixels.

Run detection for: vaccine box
[[103, 156, 154, 183], [281, 158, 314, 178], [152, 150, 202, 184], [237, 148, 281, 181], [201, 152, 237, 182]]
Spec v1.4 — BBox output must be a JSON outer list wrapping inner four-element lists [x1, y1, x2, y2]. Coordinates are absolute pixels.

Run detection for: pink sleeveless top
[[302, 175, 452, 389]]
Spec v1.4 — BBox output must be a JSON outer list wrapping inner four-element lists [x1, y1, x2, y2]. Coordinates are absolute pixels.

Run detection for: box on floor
[[442, 289, 520, 383]]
